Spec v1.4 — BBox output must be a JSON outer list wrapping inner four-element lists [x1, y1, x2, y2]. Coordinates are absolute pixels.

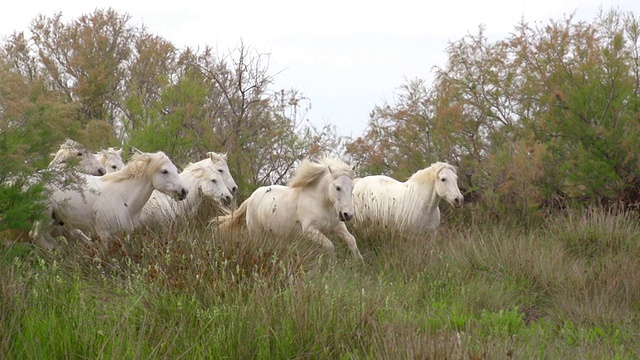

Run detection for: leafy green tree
[[30, 9, 133, 129], [0, 56, 75, 232], [348, 9, 640, 219], [346, 79, 440, 179]]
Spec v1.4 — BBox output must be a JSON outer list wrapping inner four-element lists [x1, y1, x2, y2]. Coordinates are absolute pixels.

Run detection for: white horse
[[95, 147, 125, 173], [30, 151, 188, 249], [218, 157, 363, 260], [138, 156, 236, 226], [352, 162, 463, 236]]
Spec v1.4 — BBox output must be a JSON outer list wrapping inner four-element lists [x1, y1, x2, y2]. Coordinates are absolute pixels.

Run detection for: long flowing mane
[[288, 157, 354, 188], [101, 152, 170, 182], [182, 161, 208, 178], [407, 162, 456, 184]]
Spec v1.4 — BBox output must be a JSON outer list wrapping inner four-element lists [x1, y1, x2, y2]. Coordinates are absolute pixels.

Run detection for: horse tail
[[216, 199, 248, 232]]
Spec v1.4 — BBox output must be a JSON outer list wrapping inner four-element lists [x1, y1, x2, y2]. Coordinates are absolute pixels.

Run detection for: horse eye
[[441, 178, 446, 182], [218, 169, 223, 173], [77, 152, 83, 157], [211, 179, 217, 183], [162, 169, 169, 174], [336, 186, 341, 191], [111, 165, 117, 170]]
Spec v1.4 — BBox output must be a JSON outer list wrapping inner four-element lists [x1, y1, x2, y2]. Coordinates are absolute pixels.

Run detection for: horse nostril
[[181, 189, 188, 198], [98, 168, 105, 176], [231, 186, 237, 194]]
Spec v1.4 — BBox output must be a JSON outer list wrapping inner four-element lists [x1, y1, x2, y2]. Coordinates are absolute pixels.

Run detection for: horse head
[[140, 152, 188, 201], [51, 139, 106, 176], [434, 164, 464, 208], [97, 148, 125, 173], [325, 159, 356, 222], [207, 152, 238, 195], [187, 164, 233, 206], [328, 173, 355, 222]]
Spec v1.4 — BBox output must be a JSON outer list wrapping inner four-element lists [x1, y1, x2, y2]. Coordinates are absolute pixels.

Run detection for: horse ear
[[130, 146, 143, 155], [208, 152, 223, 162]]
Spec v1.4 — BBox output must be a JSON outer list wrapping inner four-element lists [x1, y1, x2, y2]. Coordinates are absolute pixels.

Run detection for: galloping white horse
[[352, 162, 463, 236], [95, 147, 125, 173], [218, 157, 363, 260], [138, 155, 236, 226], [30, 151, 188, 249]]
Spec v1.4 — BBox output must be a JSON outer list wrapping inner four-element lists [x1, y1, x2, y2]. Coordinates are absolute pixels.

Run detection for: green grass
[[1, 207, 639, 359]]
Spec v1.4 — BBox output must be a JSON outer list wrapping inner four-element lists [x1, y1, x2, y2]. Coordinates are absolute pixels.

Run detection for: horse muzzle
[[339, 211, 353, 222], [221, 194, 233, 206], [176, 188, 188, 201]]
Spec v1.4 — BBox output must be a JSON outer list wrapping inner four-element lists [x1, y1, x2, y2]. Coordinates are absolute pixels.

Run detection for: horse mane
[[407, 162, 456, 184], [183, 161, 210, 179], [288, 156, 354, 188], [102, 152, 169, 182]]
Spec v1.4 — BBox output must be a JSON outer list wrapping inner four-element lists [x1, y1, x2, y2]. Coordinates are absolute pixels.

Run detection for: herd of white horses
[[24, 139, 464, 259]]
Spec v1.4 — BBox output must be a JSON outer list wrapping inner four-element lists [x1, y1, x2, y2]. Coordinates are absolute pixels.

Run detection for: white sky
[[1, 1, 638, 137]]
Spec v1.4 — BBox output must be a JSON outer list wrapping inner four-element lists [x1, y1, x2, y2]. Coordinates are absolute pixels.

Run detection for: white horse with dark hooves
[[30, 151, 188, 250], [217, 156, 363, 260]]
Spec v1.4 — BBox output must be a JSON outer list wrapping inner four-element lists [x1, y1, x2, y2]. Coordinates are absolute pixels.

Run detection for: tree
[[349, 9, 640, 218], [346, 79, 439, 179]]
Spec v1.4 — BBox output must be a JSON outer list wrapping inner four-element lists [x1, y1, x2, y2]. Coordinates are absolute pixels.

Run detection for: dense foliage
[[3, 9, 639, 228], [347, 10, 640, 218]]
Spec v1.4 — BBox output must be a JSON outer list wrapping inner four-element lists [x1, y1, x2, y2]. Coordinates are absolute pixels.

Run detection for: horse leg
[[29, 220, 57, 251], [303, 226, 336, 254], [58, 226, 93, 244], [334, 222, 364, 261]]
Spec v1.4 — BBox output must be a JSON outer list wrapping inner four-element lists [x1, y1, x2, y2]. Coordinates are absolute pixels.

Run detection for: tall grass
[[1, 207, 639, 358]]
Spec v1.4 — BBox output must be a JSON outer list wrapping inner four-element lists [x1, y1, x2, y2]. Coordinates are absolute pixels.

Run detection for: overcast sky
[[1, 1, 638, 138]]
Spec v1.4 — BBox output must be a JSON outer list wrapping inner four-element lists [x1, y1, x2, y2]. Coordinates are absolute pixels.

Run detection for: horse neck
[[114, 176, 157, 215], [408, 177, 441, 210], [297, 173, 330, 204]]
